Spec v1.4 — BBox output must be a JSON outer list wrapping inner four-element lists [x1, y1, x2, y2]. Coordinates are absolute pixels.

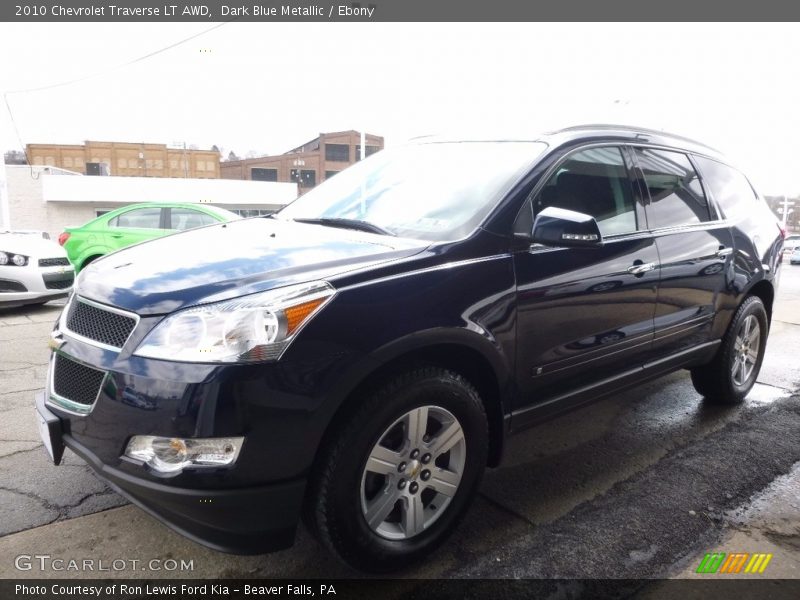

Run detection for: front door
[[513, 146, 659, 420]]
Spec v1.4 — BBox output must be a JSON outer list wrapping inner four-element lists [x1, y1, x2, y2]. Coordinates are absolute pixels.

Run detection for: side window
[[534, 146, 638, 237], [170, 208, 216, 231], [692, 156, 757, 222], [634, 148, 710, 228], [110, 208, 162, 229]]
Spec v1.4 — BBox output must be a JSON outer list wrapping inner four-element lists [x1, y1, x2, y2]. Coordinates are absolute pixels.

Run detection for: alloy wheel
[[359, 405, 466, 540], [732, 314, 760, 386]]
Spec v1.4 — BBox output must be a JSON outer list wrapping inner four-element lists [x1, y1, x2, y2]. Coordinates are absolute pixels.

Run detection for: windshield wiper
[[293, 217, 395, 236]]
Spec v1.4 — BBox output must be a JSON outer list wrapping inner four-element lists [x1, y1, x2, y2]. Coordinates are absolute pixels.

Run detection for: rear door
[[513, 145, 659, 418], [630, 146, 735, 359], [105, 207, 167, 251]]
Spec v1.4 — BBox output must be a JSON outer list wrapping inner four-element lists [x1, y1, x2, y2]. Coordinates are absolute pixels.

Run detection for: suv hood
[[76, 218, 428, 315]]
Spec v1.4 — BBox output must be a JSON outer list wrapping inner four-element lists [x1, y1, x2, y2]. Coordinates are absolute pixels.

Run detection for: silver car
[[0, 231, 75, 308]]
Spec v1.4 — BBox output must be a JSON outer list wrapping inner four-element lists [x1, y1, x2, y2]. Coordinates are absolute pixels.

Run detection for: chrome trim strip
[[45, 353, 107, 417], [62, 295, 140, 352]]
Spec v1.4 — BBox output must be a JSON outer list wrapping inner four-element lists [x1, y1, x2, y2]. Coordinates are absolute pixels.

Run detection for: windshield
[[276, 141, 547, 241]]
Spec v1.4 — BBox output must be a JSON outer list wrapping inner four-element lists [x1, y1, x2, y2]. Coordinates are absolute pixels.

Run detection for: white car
[[785, 234, 800, 252], [791, 247, 800, 265], [0, 231, 75, 308]]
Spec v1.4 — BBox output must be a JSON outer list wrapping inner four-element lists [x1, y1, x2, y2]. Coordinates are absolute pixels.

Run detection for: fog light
[[124, 435, 244, 474]]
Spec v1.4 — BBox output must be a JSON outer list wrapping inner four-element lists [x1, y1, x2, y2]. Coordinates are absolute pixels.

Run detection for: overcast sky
[[1, 22, 798, 194]]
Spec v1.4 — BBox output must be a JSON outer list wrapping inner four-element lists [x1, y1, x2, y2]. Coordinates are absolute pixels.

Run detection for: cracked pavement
[[0, 299, 128, 538], [0, 265, 798, 582]]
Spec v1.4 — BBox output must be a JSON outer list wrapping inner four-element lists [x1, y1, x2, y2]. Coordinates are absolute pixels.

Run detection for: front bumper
[[0, 263, 74, 307], [36, 390, 306, 554]]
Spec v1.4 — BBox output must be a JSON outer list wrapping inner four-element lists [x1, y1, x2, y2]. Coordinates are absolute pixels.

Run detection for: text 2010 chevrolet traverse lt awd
[[36, 125, 783, 572]]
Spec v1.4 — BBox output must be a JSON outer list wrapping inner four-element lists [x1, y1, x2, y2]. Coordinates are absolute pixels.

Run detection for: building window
[[251, 168, 278, 182], [325, 143, 350, 162], [325, 170, 340, 179], [95, 209, 113, 217], [86, 162, 109, 176], [354, 145, 380, 161], [291, 169, 316, 187]]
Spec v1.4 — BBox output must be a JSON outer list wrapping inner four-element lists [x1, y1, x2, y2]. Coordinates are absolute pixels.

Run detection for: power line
[[4, 21, 230, 96], [2, 21, 231, 175]]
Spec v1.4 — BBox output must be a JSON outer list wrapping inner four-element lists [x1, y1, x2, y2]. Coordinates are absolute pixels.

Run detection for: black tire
[[690, 295, 768, 404], [304, 367, 488, 573], [80, 255, 100, 271]]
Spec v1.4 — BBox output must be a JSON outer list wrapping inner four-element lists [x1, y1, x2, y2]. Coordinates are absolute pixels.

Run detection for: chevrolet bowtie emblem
[[47, 335, 65, 352]]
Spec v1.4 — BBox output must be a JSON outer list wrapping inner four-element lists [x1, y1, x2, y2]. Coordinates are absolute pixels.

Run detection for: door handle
[[110, 233, 123, 238], [717, 247, 733, 259], [627, 262, 656, 275]]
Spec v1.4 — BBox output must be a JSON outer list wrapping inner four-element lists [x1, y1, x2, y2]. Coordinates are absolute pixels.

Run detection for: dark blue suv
[[36, 125, 783, 572]]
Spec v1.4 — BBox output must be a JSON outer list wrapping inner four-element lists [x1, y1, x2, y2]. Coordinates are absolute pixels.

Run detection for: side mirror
[[532, 206, 603, 248]]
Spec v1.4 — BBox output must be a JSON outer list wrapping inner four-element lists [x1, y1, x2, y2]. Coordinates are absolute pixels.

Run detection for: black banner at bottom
[[3, 579, 800, 600]]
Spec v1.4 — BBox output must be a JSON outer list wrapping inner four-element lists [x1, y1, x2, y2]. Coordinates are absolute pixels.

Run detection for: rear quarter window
[[692, 156, 757, 222]]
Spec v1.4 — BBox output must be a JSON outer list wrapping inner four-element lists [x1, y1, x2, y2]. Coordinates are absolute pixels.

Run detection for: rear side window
[[110, 208, 162, 229], [633, 148, 710, 228], [170, 208, 217, 230], [533, 146, 638, 237], [692, 156, 757, 222]]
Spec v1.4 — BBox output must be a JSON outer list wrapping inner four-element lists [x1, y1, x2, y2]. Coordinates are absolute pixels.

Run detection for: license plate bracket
[[35, 390, 64, 465]]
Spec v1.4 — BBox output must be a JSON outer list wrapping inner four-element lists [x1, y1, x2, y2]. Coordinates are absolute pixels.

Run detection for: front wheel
[[304, 367, 488, 572], [690, 295, 768, 404]]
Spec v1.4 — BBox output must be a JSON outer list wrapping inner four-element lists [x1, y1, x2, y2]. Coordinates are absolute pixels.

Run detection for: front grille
[[39, 257, 71, 267], [0, 279, 27, 292], [52, 354, 106, 406], [43, 273, 74, 290], [65, 297, 137, 349]]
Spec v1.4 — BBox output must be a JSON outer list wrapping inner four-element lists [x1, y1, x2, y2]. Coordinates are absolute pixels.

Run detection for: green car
[[58, 203, 239, 271]]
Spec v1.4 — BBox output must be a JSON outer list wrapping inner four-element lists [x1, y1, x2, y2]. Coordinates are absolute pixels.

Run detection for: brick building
[[26, 141, 220, 179], [220, 131, 384, 191]]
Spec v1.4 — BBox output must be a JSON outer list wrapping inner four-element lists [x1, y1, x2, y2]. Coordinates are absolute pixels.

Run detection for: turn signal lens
[[285, 298, 327, 335]]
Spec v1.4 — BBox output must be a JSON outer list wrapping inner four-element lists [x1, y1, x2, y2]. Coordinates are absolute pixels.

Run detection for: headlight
[[0, 252, 28, 266], [134, 280, 335, 362], [124, 435, 244, 475]]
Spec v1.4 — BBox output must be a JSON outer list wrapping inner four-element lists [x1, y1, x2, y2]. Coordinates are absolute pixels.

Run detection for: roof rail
[[547, 123, 719, 152]]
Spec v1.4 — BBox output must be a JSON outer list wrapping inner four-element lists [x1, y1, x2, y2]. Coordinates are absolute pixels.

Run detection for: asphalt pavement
[[0, 264, 798, 584]]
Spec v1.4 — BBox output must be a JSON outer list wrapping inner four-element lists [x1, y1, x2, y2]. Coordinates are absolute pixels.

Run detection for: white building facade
[[4, 165, 298, 239]]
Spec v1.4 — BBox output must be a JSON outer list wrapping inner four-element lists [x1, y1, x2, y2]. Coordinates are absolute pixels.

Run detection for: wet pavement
[[0, 266, 798, 581]]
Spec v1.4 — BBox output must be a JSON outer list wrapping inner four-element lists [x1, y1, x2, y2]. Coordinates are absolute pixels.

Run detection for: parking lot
[[1, 264, 799, 583]]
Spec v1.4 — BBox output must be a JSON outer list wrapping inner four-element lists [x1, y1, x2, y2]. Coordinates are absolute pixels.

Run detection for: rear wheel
[[690, 295, 768, 404], [304, 367, 488, 572]]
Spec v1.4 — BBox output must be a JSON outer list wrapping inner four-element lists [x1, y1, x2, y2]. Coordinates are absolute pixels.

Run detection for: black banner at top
[[2, 0, 800, 22]]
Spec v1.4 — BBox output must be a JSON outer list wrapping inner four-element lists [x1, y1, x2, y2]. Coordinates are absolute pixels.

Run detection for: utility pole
[[359, 131, 366, 215], [0, 150, 10, 230], [780, 195, 795, 229]]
